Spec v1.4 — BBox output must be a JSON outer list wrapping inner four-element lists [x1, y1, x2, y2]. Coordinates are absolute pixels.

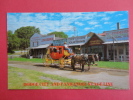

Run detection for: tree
[[47, 31, 68, 38], [14, 26, 40, 49], [8, 30, 20, 53]]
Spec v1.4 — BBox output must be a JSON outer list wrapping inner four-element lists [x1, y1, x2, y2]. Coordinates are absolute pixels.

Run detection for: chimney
[[117, 22, 120, 30]]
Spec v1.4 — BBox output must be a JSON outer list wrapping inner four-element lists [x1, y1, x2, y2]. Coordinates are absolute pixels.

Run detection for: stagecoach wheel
[[95, 63, 98, 66], [42, 55, 46, 64], [43, 55, 49, 67], [59, 58, 65, 69]]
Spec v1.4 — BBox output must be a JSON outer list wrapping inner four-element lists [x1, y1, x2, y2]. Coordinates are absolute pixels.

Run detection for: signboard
[[88, 35, 103, 46], [40, 35, 55, 45], [105, 28, 128, 42], [53, 39, 67, 46], [30, 33, 55, 47], [67, 36, 86, 45]]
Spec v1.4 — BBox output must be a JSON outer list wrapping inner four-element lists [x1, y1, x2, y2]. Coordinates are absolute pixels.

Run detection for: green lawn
[[8, 51, 27, 55], [96, 61, 129, 70], [8, 66, 100, 89], [8, 57, 43, 63], [8, 57, 129, 70]]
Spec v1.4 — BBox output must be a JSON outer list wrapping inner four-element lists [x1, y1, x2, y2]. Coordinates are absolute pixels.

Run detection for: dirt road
[[8, 61, 129, 89]]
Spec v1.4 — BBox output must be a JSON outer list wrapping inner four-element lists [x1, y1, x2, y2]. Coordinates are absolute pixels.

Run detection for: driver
[[64, 42, 72, 53]]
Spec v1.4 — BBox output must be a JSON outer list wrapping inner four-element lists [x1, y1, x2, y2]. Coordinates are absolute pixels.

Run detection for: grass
[[8, 57, 43, 63], [8, 66, 100, 89], [8, 57, 129, 70], [96, 61, 129, 70], [8, 51, 27, 55], [8, 53, 14, 55]]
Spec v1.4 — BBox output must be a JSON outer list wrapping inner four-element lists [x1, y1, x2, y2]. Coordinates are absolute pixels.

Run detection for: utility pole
[[112, 37, 115, 62], [108, 33, 118, 62], [73, 27, 76, 36]]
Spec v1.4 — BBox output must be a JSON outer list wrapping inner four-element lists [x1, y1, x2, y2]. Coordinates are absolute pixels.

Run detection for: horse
[[71, 54, 91, 72], [88, 54, 99, 66]]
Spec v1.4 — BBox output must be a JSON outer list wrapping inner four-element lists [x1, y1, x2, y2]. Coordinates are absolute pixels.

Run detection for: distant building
[[28, 33, 59, 58], [103, 28, 129, 61], [29, 24, 129, 61]]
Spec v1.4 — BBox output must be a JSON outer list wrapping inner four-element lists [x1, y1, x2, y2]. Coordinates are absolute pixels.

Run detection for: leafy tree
[[14, 26, 40, 49], [47, 31, 68, 38], [8, 30, 13, 53], [8, 30, 20, 53]]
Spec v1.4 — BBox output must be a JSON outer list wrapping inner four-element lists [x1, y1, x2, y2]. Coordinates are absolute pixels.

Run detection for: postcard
[[7, 11, 129, 89]]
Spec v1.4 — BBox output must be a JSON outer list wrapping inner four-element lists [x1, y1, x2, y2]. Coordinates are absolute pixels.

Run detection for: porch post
[[123, 43, 126, 61]]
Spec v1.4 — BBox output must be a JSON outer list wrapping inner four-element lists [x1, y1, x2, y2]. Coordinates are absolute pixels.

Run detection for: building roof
[[98, 33, 106, 36], [68, 35, 86, 39], [86, 32, 94, 37], [102, 40, 129, 44], [68, 43, 85, 46], [103, 28, 128, 33], [28, 44, 50, 49], [85, 33, 105, 44]]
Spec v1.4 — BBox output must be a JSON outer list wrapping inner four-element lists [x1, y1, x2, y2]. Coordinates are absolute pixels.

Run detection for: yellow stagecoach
[[42, 46, 74, 68]]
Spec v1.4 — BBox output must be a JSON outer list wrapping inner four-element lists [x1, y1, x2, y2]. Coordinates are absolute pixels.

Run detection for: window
[[59, 48, 62, 54], [53, 47, 57, 52]]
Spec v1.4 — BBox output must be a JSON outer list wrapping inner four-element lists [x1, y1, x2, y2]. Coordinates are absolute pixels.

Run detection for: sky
[[7, 11, 128, 37]]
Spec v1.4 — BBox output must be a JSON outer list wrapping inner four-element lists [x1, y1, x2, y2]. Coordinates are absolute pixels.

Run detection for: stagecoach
[[42, 46, 74, 68], [42, 46, 99, 71]]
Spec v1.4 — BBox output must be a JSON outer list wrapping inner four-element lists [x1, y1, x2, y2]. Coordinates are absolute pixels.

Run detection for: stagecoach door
[[50, 46, 64, 59]]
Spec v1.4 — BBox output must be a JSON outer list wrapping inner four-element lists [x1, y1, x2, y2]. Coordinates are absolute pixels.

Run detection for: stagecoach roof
[[28, 44, 50, 49]]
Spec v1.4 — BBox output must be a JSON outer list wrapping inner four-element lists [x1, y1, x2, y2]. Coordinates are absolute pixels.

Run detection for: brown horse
[[88, 54, 99, 65], [71, 54, 91, 72]]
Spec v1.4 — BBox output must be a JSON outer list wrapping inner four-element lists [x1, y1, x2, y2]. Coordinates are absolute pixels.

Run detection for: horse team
[[71, 54, 99, 72]]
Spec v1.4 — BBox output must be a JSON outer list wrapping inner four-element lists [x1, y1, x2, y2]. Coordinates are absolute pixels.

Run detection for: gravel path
[[8, 61, 129, 89]]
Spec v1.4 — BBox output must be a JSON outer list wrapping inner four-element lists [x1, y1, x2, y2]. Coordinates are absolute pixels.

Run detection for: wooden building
[[29, 27, 129, 61]]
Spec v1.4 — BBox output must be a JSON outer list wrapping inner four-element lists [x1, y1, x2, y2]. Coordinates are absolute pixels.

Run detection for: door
[[118, 46, 124, 61]]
